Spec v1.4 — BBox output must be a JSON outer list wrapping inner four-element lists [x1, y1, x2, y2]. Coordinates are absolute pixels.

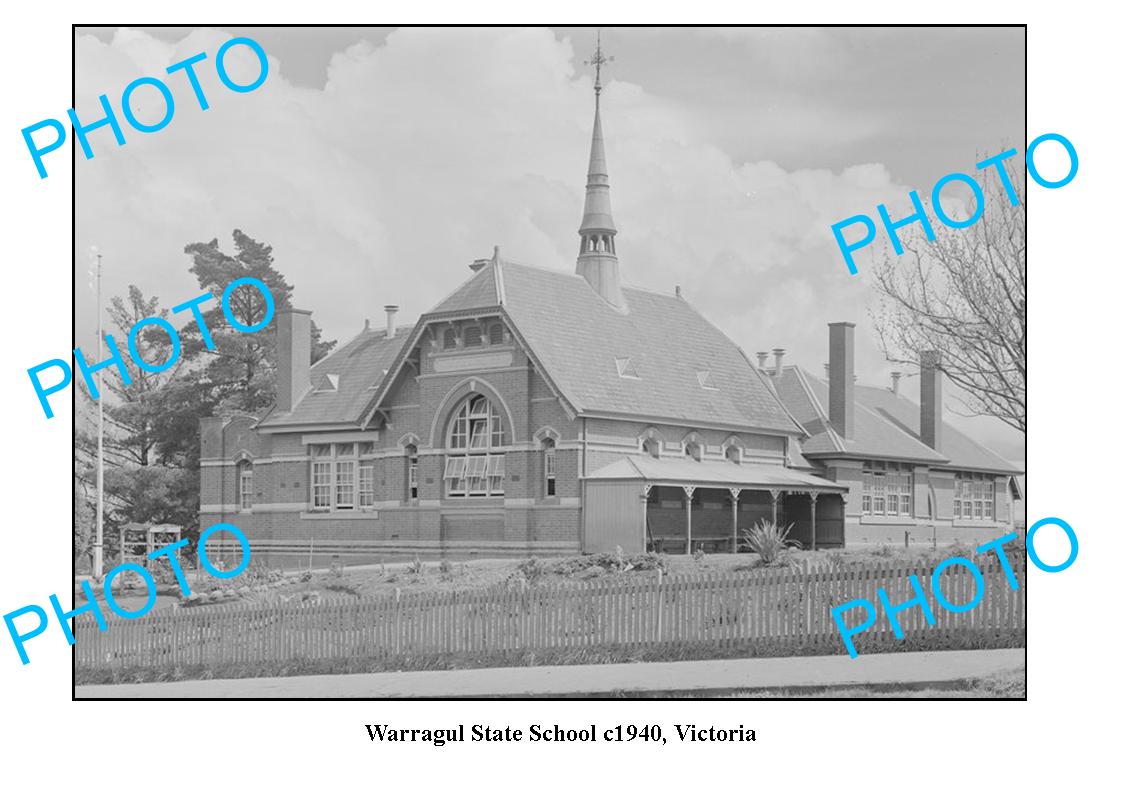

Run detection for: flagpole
[[94, 252, 104, 580]]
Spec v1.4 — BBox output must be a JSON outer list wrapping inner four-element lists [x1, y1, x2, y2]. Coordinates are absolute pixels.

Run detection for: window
[[359, 462, 375, 508], [238, 462, 253, 510], [310, 441, 374, 511], [445, 394, 506, 497], [543, 438, 556, 497], [463, 325, 483, 347], [642, 438, 660, 459], [488, 323, 505, 345], [685, 441, 703, 462], [443, 328, 457, 349], [725, 445, 741, 464], [954, 473, 995, 520], [861, 461, 913, 517], [405, 444, 419, 500]]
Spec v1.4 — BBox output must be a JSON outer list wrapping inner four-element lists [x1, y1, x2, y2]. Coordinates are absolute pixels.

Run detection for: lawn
[[91, 539, 1000, 615], [725, 667, 1026, 699]]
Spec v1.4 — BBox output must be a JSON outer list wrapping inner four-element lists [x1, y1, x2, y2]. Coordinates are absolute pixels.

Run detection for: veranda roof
[[584, 456, 847, 493]]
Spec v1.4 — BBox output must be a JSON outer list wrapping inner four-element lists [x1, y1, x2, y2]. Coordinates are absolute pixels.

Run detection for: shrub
[[552, 551, 668, 577], [741, 520, 801, 566], [692, 547, 707, 566], [438, 559, 454, 580], [405, 556, 424, 576], [872, 543, 895, 558], [299, 570, 313, 583], [517, 557, 548, 584]]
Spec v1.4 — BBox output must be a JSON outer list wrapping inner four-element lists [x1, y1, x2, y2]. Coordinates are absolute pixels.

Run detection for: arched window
[[725, 445, 742, 464], [444, 394, 506, 497], [463, 325, 483, 347], [543, 437, 557, 497], [488, 322, 505, 346], [642, 438, 660, 459], [405, 444, 419, 501], [685, 441, 703, 462], [237, 461, 253, 510], [443, 327, 457, 349]]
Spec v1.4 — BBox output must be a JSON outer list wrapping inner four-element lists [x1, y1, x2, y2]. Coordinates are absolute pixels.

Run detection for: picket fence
[[74, 557, 1026, 670]]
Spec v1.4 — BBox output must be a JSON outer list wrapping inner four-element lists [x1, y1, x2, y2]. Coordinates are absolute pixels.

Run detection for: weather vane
[[585, 29, 614, 96]]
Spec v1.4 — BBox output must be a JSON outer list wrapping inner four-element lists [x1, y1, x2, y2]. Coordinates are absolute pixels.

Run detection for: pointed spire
[[580, 32, 616, 235], [580, 98, 616, 234], [577, 31, 625, 311]]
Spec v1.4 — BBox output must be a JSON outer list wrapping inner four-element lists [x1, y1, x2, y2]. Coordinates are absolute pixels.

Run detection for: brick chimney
[[384, 304, 399, 339], [828, 322, 855, 439], [276, 308, 312, 413], [920, 351, 943, 450]]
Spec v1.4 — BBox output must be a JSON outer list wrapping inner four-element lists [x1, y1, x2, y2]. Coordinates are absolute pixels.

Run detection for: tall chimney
[[771, 348, 786, 375], [890, 371, 902, 395], [756, 351, 769, 369], [920, 351, 943, 450], [277, 308, 312, 413], [828, 322, 855, 439], [384, 304, 399, 339]]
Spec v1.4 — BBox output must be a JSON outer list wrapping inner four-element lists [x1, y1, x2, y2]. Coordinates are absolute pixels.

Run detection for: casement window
[[543, 438, 556, 497], [405, 444, 419, 500], [445, 394, 506, 497], [861, 461, 914, 517], [954, 473, 996, 520], [310, 441, 376, 511], [238, 462, 253, 510]]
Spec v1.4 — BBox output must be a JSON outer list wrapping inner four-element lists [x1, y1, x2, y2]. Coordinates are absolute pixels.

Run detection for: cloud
[[74, 26, 1017, 452]]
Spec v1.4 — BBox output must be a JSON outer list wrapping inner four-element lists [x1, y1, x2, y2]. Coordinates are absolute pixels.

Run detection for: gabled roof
[[424, 259, 800, 434], [257, 324, 413, 429], [774, 366, 1020, 474]]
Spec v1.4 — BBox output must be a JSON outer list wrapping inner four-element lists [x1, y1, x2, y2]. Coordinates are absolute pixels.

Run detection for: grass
[[94, 543, 1007, 616], [74, 628, 1025, 685], [726, 667, 1026, 699]]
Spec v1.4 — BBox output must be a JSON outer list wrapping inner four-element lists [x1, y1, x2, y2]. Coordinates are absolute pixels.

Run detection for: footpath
[[75, 648, 1024, 699]]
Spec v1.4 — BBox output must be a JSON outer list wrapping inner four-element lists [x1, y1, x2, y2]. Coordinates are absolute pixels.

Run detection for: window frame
[[309, 442, 376, 512], [238, 461, 253, 511], [445, 394, 506, 498], [543, 438, 557, 497], [861, 460, 914, 518]]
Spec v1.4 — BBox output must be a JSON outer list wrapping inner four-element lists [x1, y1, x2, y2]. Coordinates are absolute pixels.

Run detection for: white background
[[0, 3, 1109, 792]]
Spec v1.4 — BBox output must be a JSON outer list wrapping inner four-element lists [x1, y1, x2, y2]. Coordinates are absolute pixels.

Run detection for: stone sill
[[300, 510, 379, 521]]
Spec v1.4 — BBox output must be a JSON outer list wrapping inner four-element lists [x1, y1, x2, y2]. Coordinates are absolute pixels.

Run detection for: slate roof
[[432, 259, 802, 434], [257, 324, 413, 428], [586, 456, 846, 491], [774, 366, 1020, 474]]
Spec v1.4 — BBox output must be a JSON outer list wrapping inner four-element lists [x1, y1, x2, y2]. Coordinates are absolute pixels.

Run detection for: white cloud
[[74, 26, 1018, 453]]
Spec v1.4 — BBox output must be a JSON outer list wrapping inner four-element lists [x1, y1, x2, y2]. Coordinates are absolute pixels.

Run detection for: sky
[[73, 25, 1025, 461]]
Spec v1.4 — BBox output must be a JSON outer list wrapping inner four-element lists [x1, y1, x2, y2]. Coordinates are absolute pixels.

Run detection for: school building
[[198, 72, 1022, 565]]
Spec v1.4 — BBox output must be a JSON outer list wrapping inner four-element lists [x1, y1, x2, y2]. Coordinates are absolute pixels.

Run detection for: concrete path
[[76, 648, 1024, 699]]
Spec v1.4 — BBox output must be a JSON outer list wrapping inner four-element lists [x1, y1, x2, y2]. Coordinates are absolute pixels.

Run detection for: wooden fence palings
[[74, 557, 1026, 670]]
